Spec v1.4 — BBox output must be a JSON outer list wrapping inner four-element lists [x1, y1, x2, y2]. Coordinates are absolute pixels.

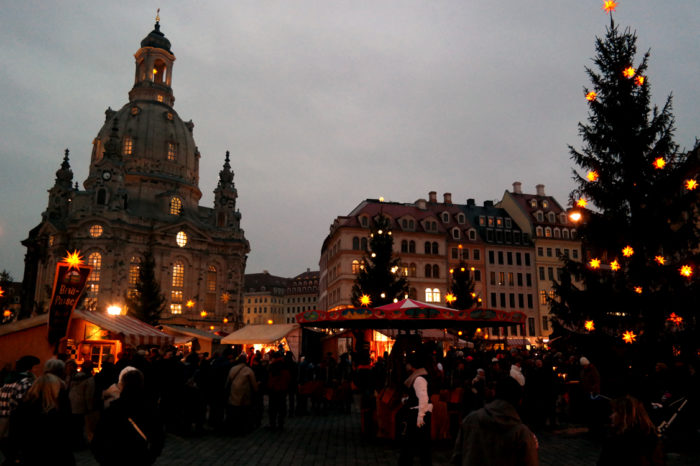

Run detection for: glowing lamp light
[[635, 75, 645, 86], [576, 198, 588, 208], [460, 267, 465, 272], [679, 265, 693, 278], [359, 294, 372, 307], [622, 331, 637, 344], [379, 197, 384, 202], [209, 326, 215, 330], [377, 230, 383, 235], [380, 292, 386, 299], [153, 68, 158, 74], [107, 305, 121, 316], [470, 267, 475, 271], [445, 293, 456, 304], [477, 298, 482, 303], [654, 256, 666, 265], [186, 300, 195, 308], [470, 292, 476, 298], [458, 331, 463, 336], [200, 310, 208, 317], [685, 179, 698, 191], [584, 320, 595, 331], [585, 91, 597, 102], [589, 258, 601, 269], [458, 245, 463, 249], [223, 318, 228, 323], [0, 286, 4, 298], [610, 260, 620, 271], [3, 310, 12, 318], [267, 319, 273, 325], [569, 211, 582, 223], [63, 250, 84, 270], [371, 253, 376, 258], [602, 1, 618, 13], [587, 171, 599, 182], [653, 157, 666, 169], [622, 67, 636, 79], [667, 313, 683, 325], [449, 269, 454, 274], [622, 246, 634, 257], [634, 286, 643, 294]]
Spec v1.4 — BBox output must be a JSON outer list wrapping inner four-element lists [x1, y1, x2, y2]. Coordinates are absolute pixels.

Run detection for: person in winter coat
[[91, 368, 165, 466], [266, 352, 291, 430], [451, 376, 538, 466], [225, 354, 258, 435], [398, 350, 433, 466]]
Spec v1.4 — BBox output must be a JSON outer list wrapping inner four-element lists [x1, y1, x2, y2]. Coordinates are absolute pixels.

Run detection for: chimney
[[484, 200, 494, 207], [536, 184, 545, 196], [466, 198, 475, 206], [512, 182, 522, 194], [428, 191, 437, 203], [443, 193, 452, 204]]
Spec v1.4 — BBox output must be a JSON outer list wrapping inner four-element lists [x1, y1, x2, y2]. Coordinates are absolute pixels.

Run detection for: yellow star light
[[653, 157, 666, 169], [622, 246, 634, 257], [445, 293, 456, 304], [221, 292, 231, 303], [654, 256, 665, 265], [200, 310, 207, 317], [622, 330, 637, 344], [360, 294, 372, 307], [63, 250, 84, 270], [587, 171, 599, 182], [680, 265, 693, 278], [589, 258, 601, 269], [623, 67, 636, 79], [584, 320, 595, 331], [186, 300, 195, 308], [610, 260, 620, 271], [0, 286, 4, 298], [635, 75, 645, 86], [576, 198, 588, 208], [586, 91, 597, 102], [634, 286, 643, 294], [667, 313, 683, 325], [602, 1, 618, 13], [685, 179, 698, 191]]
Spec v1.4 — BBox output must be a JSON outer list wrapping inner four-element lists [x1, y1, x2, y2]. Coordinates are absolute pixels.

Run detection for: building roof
[[140, 21, 172, 52], [161, 324, 220, 341], [243, 272, 290, 293]]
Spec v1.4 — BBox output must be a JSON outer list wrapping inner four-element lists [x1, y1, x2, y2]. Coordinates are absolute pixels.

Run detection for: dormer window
[[559, 213, 567, 224], [487, 217, 494, 227], [536, 226, 543, 237], [441, 212, 450, 223], [545, 227, 552, 238], [167, 143, 176, 161], [479, 216, 485, 226], [452, 228, 461, 240], [548, 212, 556, 223], [468, 229, 476, 240], [122, 136, 133, 156], [505, 218, 512, 228], [536, 212, 544, 222], [457, 213, 465, 224], [530, 199, 537, 208], [169, 197, 182, 215], [360, 216, 368, 227], [554, 228, 561, 238], [496, 217, 503, 227], [542, 200, 549, 208]]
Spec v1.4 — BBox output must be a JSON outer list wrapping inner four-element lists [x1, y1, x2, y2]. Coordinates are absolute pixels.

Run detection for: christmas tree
[[126, 249, 165, 326], [551, 5, 699, 355], [447, 262, 476, 310], [351, 215, 409, 307]]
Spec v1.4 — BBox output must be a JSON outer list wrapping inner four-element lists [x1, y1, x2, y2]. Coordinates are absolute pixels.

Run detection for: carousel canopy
[[296, 298, 527, 329], [220, 323, 299, 345]]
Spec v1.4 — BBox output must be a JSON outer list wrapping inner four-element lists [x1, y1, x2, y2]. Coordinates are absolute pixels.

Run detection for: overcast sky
[[0, 1, 698, 280]]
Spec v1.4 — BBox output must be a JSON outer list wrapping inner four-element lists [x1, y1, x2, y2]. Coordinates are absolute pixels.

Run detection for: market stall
[[221, 323, 301, 356], [161, 324, 223, 355]]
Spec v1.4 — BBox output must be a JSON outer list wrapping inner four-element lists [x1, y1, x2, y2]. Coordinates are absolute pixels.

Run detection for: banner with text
[[48, 262, 92, 346]]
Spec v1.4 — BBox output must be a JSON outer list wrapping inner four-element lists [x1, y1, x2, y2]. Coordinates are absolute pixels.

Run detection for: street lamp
[[107, 305, 122, 316]]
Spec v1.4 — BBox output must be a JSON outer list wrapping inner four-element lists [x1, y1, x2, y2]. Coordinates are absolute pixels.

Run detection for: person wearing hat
[[0, 355, 40, 462], [398, 350, 433, 466]]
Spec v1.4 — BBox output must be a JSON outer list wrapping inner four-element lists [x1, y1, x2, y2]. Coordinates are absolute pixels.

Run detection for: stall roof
[[74, 310, 174, 347], [161, 325, 221, 342], [220, 324, 299, 345]]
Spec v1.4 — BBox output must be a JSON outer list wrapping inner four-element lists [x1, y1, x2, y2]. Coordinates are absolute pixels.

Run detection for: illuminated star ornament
[[667, 313, 683, 325], [584, 320, 595, 331], [679, 265, 693, 278], [445, 293, 456, 305], [587, 171, 599, 182], [622, 246, 634, 257], [0, 286, 4, 298], [654, 256, 666, 265], [220, 292, 231, 303], [634, 286, 643, 294], [589, 258, 601, 269], [359, 294, 372, 307], [653, 157, 666, 169], [622, 330, 637, 344], [610, 260, 620, 271], [186, 300, 195, 308], [623, 67, 636, 79], [63, 250, 84, 270], [634, 75, 645, 86], [602, 1, 618, 14], [685, 179, 698, 191], [576, 198, 588, 208], [586, 91, 597, 102]]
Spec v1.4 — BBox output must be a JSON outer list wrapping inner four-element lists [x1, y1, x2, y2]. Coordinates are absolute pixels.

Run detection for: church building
[[21, 18, 249, 329]]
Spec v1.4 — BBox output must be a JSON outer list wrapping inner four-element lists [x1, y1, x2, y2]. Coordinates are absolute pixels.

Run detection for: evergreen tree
[[351, 215, 409, 307], [448, 262, 475, 310], [552, 16, 699, 352], [126, 249, 165, 326]]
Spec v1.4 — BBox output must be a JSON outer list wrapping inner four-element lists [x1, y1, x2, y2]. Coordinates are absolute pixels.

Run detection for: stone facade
[[21, 20, 249, 329], [242, 269, 319, 325]]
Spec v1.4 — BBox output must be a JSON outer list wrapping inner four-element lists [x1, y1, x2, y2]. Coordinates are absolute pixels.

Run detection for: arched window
[[170, 197, 182, 215], [548, 212, 556, 223], [530, 199, 537, 208], [452, 228, 461, 240], [536, 226, 543, 237], [128, 256, 140, 298], [432, 264, 440, 278], [86, 252, 102, 310], [536, 212, 544, 222], [424, 264, 431, 278], [170, 261, 184, 314], [432, 288, 440, 303], [424, 242, 431, 254], [352, 237, 360, 250], [409, 241, 416, 253], [562, 229, 570, 239], [205, 265, 217, 312], [425, 288, 434, 302], [153, 60, 167, 84], [442, 212, 450, 223], [360, 238, 368, 251], [553, 228, 561, 238], [545, 227, 552, 238], [409, 288, 417, 300], [122, 136, 133, 156], [469, 230, 476, 240], [167, 143, 177, 161], [352, 260, 360, 274], [571, 229, 577, 239], [401, 240, 408, 253], [432, 242, 439, 254], [97, 189, 107, 205], [457, 213, 465, 224], [410, 263, 417, 277]]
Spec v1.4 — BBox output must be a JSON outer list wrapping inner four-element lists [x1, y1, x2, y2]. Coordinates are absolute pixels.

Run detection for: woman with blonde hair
[[597, 395, 665, 465], [9, 373, 75, 465]]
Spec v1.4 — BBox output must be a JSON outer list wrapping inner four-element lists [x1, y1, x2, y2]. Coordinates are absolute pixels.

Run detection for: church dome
[[140, 21, 172, 53]]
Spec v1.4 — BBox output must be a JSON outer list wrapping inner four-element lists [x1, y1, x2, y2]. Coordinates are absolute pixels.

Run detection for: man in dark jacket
[[451, 376, 538, 466]]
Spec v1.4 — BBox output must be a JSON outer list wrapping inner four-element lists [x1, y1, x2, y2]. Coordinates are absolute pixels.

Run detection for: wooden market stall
[[160, 324, 223, 355], [220, 323, 301, 356]]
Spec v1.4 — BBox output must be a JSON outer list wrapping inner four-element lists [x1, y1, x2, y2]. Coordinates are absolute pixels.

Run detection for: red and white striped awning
[[73, 310, 174, 347]]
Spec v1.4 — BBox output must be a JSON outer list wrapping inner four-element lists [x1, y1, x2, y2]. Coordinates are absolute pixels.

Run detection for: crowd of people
[[0, 342, 696, 465]]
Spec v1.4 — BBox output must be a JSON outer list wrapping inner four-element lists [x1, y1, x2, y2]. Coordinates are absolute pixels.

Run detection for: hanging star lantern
[[654, 256, 666, 265], [584, 320, 595, 331], [589, 258, 601, 269], [602, 1, 618, 13], [445, 293, 456, 305], [685, 179, 698, 191], [63, 250, 84, 270], [634, 286, 643, 294], [359, 294, 372, 307], [653, 157, 666, 169], [667, 313, 683, 325], [622, 330, 637, 344], [635, 75, 645, 86], [610, 260, 621, 271], [587, 171, 599, 182], [576, 198, 589, 208], [623, 67, 636, 79], [586, 91, 597, 102], [220, 292, 231, 303], [186, 300, 195, 308], [622, 246, 634, 257], [679, 265, 693, 278]]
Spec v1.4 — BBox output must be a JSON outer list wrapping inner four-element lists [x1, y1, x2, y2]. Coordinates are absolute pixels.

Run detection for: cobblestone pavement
[[70, 404, 698, 466]]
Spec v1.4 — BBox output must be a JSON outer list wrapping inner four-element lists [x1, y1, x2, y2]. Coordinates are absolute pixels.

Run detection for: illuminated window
[[128, 256, 140, 298], [352, 260, 360, 274], [122, 136, 133, 156], [167, 143, 176, 161], [172, 262, 184, 288], [48, 235, 55, 247], [540, 290, 548, 305], [89, 225, 103, 238], [536, 226, 543, 237], [176, 231, 187, 247], [206, 266, 217, 312], [157, 95, 164, 103], [86, 252, 102, 310], [425, 288, 434, 302], [169, 197, 182, 215], [171, 262, 184, 313], [170, 304, 182, 314], [545, 227, 552, 238]]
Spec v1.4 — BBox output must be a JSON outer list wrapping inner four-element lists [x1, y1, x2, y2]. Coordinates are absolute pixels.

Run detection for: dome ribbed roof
[[140, 22, 171, 53]]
